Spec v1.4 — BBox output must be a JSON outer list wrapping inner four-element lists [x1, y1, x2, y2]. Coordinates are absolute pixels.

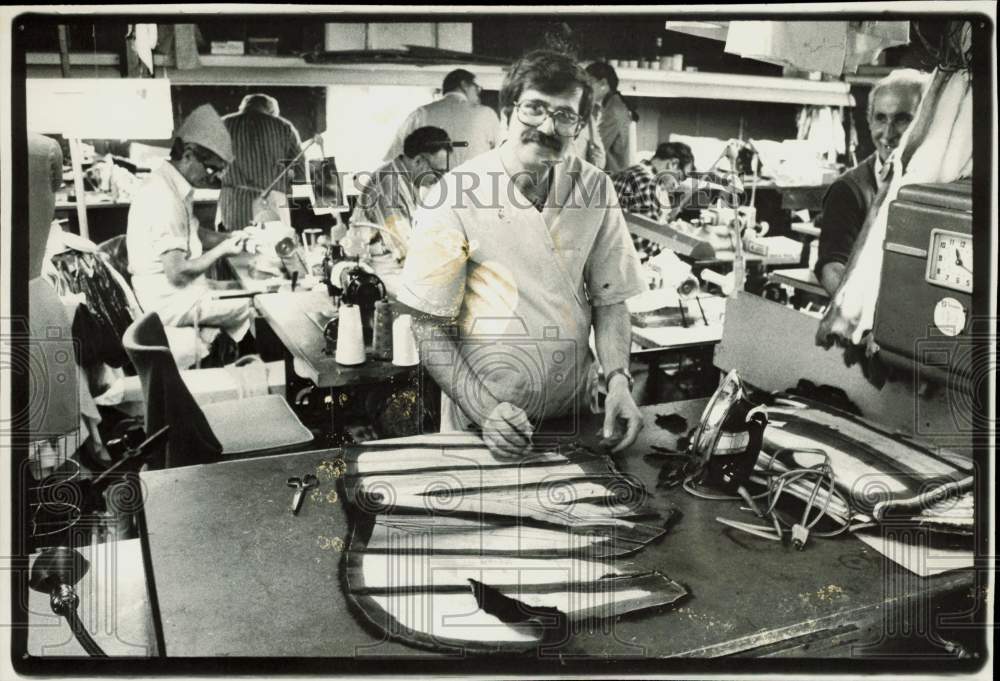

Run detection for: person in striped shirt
[[218, 93, 304, 231]]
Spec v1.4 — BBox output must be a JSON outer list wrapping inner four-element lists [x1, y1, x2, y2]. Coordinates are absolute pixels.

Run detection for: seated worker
[[815, 68, 926, 295], [358, 126, 459, 261], [398, 49, 647, 458], [612, 141, 695, 260], [127, 104, 253, 345]]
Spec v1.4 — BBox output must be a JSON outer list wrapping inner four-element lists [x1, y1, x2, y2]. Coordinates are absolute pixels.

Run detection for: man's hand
[[482, 402, 534, 459], [602, 374, 643, 453], [215, 233, 249, 257], [818, 261, 846, 298]]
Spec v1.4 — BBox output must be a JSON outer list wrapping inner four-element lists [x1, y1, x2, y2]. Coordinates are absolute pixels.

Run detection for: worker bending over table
[[814, 68, 926, 295], [612, 141, 696, 259], [219, 93, 304, 232], [126, 104, 252, 346], [397, 50, 648, 458], [359, 126, 459, 261]]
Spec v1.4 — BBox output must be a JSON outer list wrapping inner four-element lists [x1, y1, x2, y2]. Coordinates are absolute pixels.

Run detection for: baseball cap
[[403, 126, 468, 157], [177, 104, 234, 163]]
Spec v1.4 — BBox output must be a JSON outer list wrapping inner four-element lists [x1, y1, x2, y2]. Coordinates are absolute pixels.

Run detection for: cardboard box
[[211, 40, 245, 56]]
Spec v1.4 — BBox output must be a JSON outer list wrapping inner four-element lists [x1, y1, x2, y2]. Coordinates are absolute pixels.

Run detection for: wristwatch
[[605, 368, 634, 392]]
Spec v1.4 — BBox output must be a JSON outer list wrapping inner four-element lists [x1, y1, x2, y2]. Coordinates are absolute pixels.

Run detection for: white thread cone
[[392, 314, 419, 367], [335, 303, 366, 365]]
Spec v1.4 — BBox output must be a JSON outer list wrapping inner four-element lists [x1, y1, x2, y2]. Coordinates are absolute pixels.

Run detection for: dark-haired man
[[385, 68, 499, 168], [398, 50, 646, 458], [613, 141, 695, 258], [360, 126, 458, 260], [127, 104, 252, 342], [585, 61, 632, 173]]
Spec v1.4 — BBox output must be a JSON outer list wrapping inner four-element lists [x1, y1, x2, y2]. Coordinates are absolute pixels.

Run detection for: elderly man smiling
[[397, 50, 646, 458], [815, 68, 927, 295]]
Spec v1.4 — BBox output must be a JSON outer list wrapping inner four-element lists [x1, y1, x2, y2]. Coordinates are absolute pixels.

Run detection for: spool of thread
[[335, 303, 366, 365], [372, 300, 393, 361], [391, 315, 419, 367]]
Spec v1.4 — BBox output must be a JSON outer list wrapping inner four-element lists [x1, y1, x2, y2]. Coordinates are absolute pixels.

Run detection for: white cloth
[[398, 149, 646, 431], [384, 92, 500, 168], [127, 162, 251, 341]]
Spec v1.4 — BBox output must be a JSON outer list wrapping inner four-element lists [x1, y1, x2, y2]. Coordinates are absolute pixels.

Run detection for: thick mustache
[[521, 129, 563, 152]]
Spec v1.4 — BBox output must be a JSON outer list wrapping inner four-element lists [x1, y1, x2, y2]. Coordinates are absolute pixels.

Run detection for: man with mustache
[[398, 50, 647, 458], [815, 68, 926, 295]]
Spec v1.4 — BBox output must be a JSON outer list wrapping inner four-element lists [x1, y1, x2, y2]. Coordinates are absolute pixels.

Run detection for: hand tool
[[287, 474, 319, 515]]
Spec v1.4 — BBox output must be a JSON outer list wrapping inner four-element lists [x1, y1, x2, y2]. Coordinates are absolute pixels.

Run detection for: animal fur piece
[[338, 435, 687, 652]]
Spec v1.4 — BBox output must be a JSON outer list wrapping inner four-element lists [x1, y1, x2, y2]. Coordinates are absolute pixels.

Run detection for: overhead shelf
[[615, 67, 854, 106], [26, 52, 854, 106]]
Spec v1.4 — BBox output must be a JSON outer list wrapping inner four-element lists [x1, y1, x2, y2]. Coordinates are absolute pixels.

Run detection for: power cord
[[687, 447, 866, 548]]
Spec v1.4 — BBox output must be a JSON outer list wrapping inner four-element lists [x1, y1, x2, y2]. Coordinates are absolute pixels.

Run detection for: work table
[[115, 400, 975, 661]]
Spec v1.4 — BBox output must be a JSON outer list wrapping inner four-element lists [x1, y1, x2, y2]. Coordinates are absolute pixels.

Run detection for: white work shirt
[[127, 162, 249, 339], [128, 161, 202, 279], [398, 149, 646, 430], [384, 91, 500, 168]]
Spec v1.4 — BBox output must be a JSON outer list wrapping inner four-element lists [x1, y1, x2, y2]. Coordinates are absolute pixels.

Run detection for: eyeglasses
[[422, 149, 451, 175], [514, 99, 583, 137], [200, 158, 227, 176], [190, 149, 227, 176]]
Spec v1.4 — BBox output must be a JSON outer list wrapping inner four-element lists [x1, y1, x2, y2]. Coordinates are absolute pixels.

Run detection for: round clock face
[[933, 297, 967, 337]]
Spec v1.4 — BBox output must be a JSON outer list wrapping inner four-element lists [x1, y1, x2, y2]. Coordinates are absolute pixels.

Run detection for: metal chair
[[122, 312, 313, 469]]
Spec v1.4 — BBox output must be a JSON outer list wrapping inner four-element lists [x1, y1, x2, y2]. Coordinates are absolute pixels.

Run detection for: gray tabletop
[[139, 399, 974, 658], [254, 289, 413, 389]]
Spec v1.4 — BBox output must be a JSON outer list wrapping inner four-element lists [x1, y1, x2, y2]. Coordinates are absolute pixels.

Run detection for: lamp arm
[[258, 135, 324, 201]]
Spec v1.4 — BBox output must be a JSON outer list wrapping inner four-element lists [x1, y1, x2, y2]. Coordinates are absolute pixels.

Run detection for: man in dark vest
[[815, 69, 926, 295]]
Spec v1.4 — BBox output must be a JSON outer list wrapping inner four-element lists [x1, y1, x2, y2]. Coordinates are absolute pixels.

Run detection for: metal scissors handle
[[288, 474, 319, 515]]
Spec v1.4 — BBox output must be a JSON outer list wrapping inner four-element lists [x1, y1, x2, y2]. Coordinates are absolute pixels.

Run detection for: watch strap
[[605, 367, 633, 391]]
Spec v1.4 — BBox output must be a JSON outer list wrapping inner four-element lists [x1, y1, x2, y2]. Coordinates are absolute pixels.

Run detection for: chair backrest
[[122, 312, 222, 469]]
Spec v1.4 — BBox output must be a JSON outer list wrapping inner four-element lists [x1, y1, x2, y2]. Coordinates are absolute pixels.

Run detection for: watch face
[[926, 229, 973, 293]]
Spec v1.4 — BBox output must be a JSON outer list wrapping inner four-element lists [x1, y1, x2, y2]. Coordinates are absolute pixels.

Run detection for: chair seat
[[201, 394, 313, 455]]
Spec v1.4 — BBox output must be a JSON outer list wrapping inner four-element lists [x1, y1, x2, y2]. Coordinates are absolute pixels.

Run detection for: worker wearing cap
[[359, 126, 458, 261], [384, 69, 499, 168], [127, 104, 253, 343]]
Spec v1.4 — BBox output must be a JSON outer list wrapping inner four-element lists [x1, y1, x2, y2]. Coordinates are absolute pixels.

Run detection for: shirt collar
[[873, 154, 889, 188], [443, 90, 468, 103], [161, 161, 194, 201]]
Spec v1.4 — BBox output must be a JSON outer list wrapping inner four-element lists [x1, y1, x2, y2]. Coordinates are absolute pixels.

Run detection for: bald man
[[219, 93, 304, 231], [127, 105, 252, 342], [815, 69, 927, 295]]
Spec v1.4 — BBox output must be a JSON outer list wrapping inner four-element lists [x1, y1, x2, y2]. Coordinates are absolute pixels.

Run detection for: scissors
[[287, 474, 319, 515]]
